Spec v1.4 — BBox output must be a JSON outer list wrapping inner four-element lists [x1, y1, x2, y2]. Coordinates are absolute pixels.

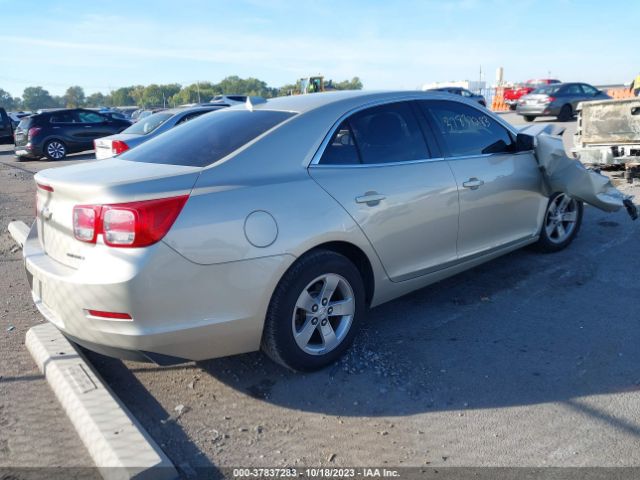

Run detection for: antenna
[[245, 96, 254, 111]]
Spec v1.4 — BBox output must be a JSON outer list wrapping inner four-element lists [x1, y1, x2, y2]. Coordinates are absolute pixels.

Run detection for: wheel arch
[[303, 241, 375, 307]]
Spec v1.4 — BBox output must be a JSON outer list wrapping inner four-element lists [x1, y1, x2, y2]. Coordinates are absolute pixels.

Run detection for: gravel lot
[[1, 113, 640, 478]]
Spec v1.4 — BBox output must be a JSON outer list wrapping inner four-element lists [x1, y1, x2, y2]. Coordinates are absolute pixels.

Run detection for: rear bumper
[[14, 142, 43, 158], [22, 223, 294, 362]]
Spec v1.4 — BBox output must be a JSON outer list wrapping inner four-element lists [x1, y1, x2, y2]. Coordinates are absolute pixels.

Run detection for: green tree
[[332, 77, 363, 90], [63, 85, 85, 108], [111, 87, 136, 106], [129, 85, 146, 107], [86, 92, 109, 107], [171, 82, 219, 105], [22, 86, 57, 111], [216, 76, 277, 98], [0, 88, 20, 110], [277, 83, 297, 96]]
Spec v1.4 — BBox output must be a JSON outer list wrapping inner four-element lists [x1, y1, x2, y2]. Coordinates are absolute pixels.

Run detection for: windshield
[[120, 109, 296, 167], [122, 112, 173, 135], [531, 85, 561, 95]]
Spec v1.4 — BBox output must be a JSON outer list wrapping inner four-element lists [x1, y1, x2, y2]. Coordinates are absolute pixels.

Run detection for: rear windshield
[[123, 112, 173, 135], [531, 85, 561, 95], [119, 109, 295, 167], [17, 117, 34, 129]]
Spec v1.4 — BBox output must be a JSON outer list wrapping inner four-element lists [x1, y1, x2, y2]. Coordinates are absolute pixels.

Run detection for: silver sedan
[[94, 106, 226, 159], [23, 91, 582, 371]]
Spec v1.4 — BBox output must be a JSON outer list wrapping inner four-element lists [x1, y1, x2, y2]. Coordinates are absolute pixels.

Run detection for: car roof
[[245, 90, 475, 115]]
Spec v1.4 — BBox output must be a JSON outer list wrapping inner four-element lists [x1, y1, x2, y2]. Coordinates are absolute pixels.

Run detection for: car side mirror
[[516, 133, 534, 152]]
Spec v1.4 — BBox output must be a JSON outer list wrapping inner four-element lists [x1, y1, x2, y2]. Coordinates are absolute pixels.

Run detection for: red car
[[504, 79, 561, 109]]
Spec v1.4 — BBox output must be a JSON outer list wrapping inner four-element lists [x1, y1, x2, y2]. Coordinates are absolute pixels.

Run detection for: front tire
[[534, 192, 583, 253], [44, 139, 67, 160], [261, 249, 365, 371], [523, 115, 535, 122]]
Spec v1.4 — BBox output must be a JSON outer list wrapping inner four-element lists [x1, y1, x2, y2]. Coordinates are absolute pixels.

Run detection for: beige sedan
[[18, 91, 582, 371]]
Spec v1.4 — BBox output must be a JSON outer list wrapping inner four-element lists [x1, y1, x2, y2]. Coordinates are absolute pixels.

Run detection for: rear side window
[[562, 84, 582, 95], [320, 102, 430, 165], [123, 112, 173, 135], [421, 100, 515, 157], [176, 110, 209, 125], [50, 112, 75, 123], [77, 111, 105, 123], [119, 110, 295, 167]]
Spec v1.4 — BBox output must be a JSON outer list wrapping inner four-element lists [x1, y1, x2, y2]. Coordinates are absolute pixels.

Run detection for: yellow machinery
[[298, 76, 325, 94]]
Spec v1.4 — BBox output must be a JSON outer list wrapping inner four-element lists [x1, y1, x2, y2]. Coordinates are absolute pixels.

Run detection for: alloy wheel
[[47, 141, 66, 159], [544, 193, 578, 244], [291, 273, 355, 355]]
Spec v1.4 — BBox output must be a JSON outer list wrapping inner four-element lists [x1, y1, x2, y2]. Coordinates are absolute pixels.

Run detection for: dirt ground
[[1, 113, 640, 478]]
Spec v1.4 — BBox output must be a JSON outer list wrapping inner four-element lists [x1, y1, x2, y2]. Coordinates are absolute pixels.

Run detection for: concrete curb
[[26, 323, 178, 480], [8, 220, 29, 247]]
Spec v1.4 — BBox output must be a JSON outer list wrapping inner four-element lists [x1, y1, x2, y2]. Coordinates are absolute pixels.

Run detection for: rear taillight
[[546, 96, 556, 103], [111, 140, 129, 155], [72, 195, 188, 248], [73, 205, 101, 243], [27, 127, 42, 140]]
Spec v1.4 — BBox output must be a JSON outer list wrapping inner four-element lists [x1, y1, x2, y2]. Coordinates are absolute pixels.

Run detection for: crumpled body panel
[[521, 124, 637, 218]]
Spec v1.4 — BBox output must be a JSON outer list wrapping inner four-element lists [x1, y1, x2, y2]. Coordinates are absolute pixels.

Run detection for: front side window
[[422, 100, 515, 157], [120, 109, 295, 167], [581, 84, 598, 96], [320, 102, 430, 165]]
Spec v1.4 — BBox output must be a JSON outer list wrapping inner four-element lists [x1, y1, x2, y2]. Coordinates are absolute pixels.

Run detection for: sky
[[0, 0, 637, 97]]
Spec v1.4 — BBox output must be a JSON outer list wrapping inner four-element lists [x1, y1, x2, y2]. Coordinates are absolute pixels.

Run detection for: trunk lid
[[34, 158, 201, 268], [94, 133, 141, 159]]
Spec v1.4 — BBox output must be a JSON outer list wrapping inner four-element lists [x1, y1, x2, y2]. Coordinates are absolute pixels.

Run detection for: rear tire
[[523, 115, 535, 122], [557, 104, 573, 122], [44, 139, 67, 160], [261, 249, 365, 371], [533, 192, 583, 253]]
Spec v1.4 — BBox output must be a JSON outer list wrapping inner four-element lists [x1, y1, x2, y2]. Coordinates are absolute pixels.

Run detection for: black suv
[[14, 109, 131, 160], [0, 107, 13, 144]]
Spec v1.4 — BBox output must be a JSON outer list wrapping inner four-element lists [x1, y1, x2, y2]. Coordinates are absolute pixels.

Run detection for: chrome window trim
[[310, 157, 447, 169], [308, 95, 522, 168]]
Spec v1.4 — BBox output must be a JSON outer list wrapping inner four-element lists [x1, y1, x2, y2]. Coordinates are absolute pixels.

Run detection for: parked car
[[112, 106, 139, 119], [516, 82, 610, 122], [0, 107, 13, 144], [13, 108, 131, 160], [504, 79, 561, 109], [24, 91, 584, 371], [94, 105, 226, 159], [426, 87, 486, 106], [132, 108, 166, 123]]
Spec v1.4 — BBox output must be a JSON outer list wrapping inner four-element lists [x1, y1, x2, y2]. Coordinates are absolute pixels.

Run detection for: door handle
[[84, 126, 92, 128], [355, 191, 386, 206], [462, 178, 484, 190]]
